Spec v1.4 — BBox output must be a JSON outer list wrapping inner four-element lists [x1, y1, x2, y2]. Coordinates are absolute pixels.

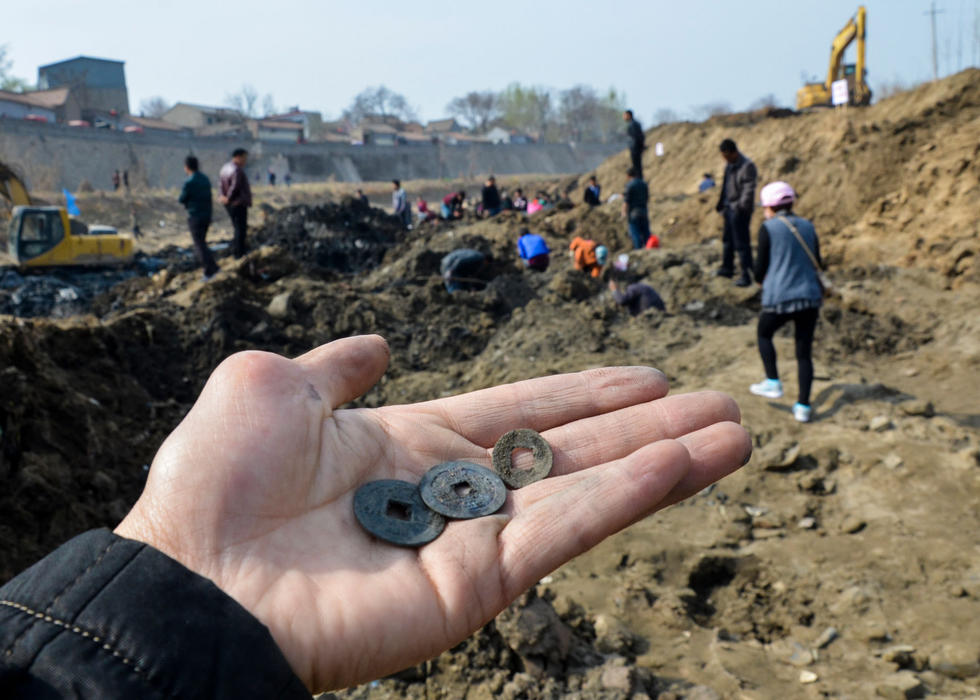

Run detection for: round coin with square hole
[[353, 479, 445, 546], [419, 461, 507, 519], [492, 429, 553, 488]]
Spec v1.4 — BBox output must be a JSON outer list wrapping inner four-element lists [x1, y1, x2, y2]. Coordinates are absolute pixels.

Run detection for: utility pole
[[926, 2, 945, 79]]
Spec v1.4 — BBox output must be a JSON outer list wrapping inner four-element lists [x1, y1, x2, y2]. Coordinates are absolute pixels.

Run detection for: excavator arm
[[0, 161, 32, 208], [825, 14, 859, 90]]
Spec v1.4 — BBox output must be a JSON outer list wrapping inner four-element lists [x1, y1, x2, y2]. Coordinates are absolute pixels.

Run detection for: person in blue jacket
[[517, 228, 550, 271]]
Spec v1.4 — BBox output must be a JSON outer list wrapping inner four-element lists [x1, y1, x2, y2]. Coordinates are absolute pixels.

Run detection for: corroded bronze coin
[[353, 479, 445, 546], [420, 461, 507, 519], [492, 428, 553, 488]]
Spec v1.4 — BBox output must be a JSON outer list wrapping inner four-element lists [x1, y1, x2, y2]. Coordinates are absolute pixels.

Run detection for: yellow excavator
[[1, 160, 134, 267], [797, 5, 872, 110]]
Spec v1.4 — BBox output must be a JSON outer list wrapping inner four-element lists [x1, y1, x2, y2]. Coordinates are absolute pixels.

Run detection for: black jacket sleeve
[[754, 223, 770, 283], [0, 529, 309, 699]]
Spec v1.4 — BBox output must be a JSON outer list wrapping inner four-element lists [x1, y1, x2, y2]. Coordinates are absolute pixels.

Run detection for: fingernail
[[741, 445, 754, 467]]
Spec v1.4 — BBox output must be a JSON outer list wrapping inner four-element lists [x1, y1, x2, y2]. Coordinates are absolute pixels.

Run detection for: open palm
[[116, 335, 750, 692]]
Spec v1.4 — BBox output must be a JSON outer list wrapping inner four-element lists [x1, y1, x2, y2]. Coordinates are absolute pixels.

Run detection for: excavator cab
[[7, 206, 134, 267]]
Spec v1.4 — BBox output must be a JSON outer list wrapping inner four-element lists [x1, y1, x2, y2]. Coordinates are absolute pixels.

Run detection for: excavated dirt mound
[[1, 73, 979, 699]]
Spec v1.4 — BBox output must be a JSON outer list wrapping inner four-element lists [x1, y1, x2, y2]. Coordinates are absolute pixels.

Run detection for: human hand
[[115, 335, 750, 692], [218, 195, 229, 205]]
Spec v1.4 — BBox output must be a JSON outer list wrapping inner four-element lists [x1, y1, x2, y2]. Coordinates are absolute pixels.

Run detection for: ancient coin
[[492, 428, 553, 488], [419, 461, 507, 519], [353, 479, 445, 546]]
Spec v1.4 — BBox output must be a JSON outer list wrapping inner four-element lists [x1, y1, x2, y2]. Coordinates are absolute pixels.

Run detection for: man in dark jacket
[[481, 176, 501, 217], [583, 176, 601, 206], [0, 336, 751, 697], [178, 155, 219, 279], [623, 167, 650, 249], [218, 148, 252, 259], [715, 138, 757, 286], [623, 110, 645, 178]]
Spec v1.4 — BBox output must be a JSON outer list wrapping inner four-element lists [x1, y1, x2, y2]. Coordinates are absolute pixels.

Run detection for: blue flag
[[62, 188, 81, 216]]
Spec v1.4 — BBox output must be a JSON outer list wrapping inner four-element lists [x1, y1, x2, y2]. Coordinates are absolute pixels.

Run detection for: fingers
[[294, 335, 391, 408], [498, 439, 691, 597], [542, 390, 741, 477], [665, 421, 751, 506], [422, 366, 670, 447]]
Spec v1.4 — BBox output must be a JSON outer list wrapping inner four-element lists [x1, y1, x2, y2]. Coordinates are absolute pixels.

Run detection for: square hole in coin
[[386, 500, 413, 521], [453, 481, 473, 497]]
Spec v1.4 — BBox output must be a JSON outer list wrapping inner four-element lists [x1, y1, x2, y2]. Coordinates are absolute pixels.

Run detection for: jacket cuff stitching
[[45, 540, 119, 614], [1, 599, 159, 691]]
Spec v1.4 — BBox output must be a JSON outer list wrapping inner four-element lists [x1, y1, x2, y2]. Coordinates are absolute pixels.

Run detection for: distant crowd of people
[[180, 110, 824, 425]]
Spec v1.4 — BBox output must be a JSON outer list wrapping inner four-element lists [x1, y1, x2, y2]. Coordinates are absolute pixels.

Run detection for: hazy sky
[[5, 0, 979, 124]]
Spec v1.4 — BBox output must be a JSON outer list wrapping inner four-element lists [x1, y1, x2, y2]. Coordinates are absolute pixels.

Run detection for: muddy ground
[[1, 71, 978, 699]]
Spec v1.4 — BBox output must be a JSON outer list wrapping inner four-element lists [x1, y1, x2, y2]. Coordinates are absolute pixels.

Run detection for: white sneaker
[[750, 378, 783, 398], [793, 403, 812, 423]]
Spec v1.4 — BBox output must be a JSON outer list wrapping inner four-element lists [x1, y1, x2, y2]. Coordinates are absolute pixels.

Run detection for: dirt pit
[[1, 72, 979, 700]]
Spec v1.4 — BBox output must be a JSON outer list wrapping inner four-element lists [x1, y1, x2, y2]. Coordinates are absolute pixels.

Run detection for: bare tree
[[343, 86, 417, 125], [0, 44, 31, 92], [139, 96, 171, 119], [446, 91, 499, 132], [692, 101, 732, 120], [262, 94, 277, 117], [653, 108, 680, 125], [747, 94, 781, 111], [225, 84, 260, 117]]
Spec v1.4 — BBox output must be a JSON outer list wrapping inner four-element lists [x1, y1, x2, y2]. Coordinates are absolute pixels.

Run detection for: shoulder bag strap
[[777, 215, 821, 272]]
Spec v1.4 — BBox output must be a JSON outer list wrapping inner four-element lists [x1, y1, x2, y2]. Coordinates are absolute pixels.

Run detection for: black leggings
[[757, 307, 819, 405]]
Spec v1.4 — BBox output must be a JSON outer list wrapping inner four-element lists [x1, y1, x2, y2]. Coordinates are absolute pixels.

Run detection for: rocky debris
[[928, 642, 980, 679], [755, 440, 801, 471], [869, 415, 894, 432], [840, 515, 867, 534], [813, 627, 838, 649], [799, 670, 818, 684], [875, 671, 926, 699], [900, 399, 935, 418], [592, 614, 634, 655], [266, 290, 293, 318]]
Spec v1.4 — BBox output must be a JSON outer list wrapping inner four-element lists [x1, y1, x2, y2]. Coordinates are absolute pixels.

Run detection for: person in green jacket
[[178, 155, 219, 279]]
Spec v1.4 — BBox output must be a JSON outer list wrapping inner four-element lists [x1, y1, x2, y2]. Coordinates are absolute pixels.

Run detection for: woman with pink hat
[[748, 181, 824, 423]]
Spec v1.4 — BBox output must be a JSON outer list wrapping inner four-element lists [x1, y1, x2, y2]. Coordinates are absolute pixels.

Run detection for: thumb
[[295, 335, 391, 408]]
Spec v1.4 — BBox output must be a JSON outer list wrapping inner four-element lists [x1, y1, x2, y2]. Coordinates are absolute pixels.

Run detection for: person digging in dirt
[[481, 176, 501, 217], [356, 189, 369, 207], [178, 155, 219, 281], [517, 228, 550, 271], [609, 272, 666, 316], [0, 335, 750, 696], [392, 179, 412, 229], [623, 167, 651, 249], [715, 138, 757, 287], [441, 190, 465, 219], [584, 175, 601, 206], [440, 248, 487, 292], [569, 236, 604, 278], [749, 181, 824, 423], [219, 148, 252, 259], [623, 110, 645, 178], [512, 188, 528, 212]]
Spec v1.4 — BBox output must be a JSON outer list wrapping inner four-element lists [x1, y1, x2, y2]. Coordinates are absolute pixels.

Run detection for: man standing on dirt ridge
[[178, 155, 219, 281], [219, 148, 252, 259], [623, 110, 645, 178], [715, 138, 757, 287]]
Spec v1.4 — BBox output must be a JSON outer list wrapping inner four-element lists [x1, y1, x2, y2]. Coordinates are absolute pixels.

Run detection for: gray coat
[[717, 154, 757, 215]]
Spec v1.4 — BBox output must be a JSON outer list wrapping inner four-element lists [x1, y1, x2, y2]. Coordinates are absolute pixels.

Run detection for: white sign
[[831, 79, 850, 106], [654, 142, 665, 157]]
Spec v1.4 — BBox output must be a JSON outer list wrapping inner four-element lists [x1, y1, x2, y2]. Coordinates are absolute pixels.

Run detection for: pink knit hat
[[760, 181, 797, 207]]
